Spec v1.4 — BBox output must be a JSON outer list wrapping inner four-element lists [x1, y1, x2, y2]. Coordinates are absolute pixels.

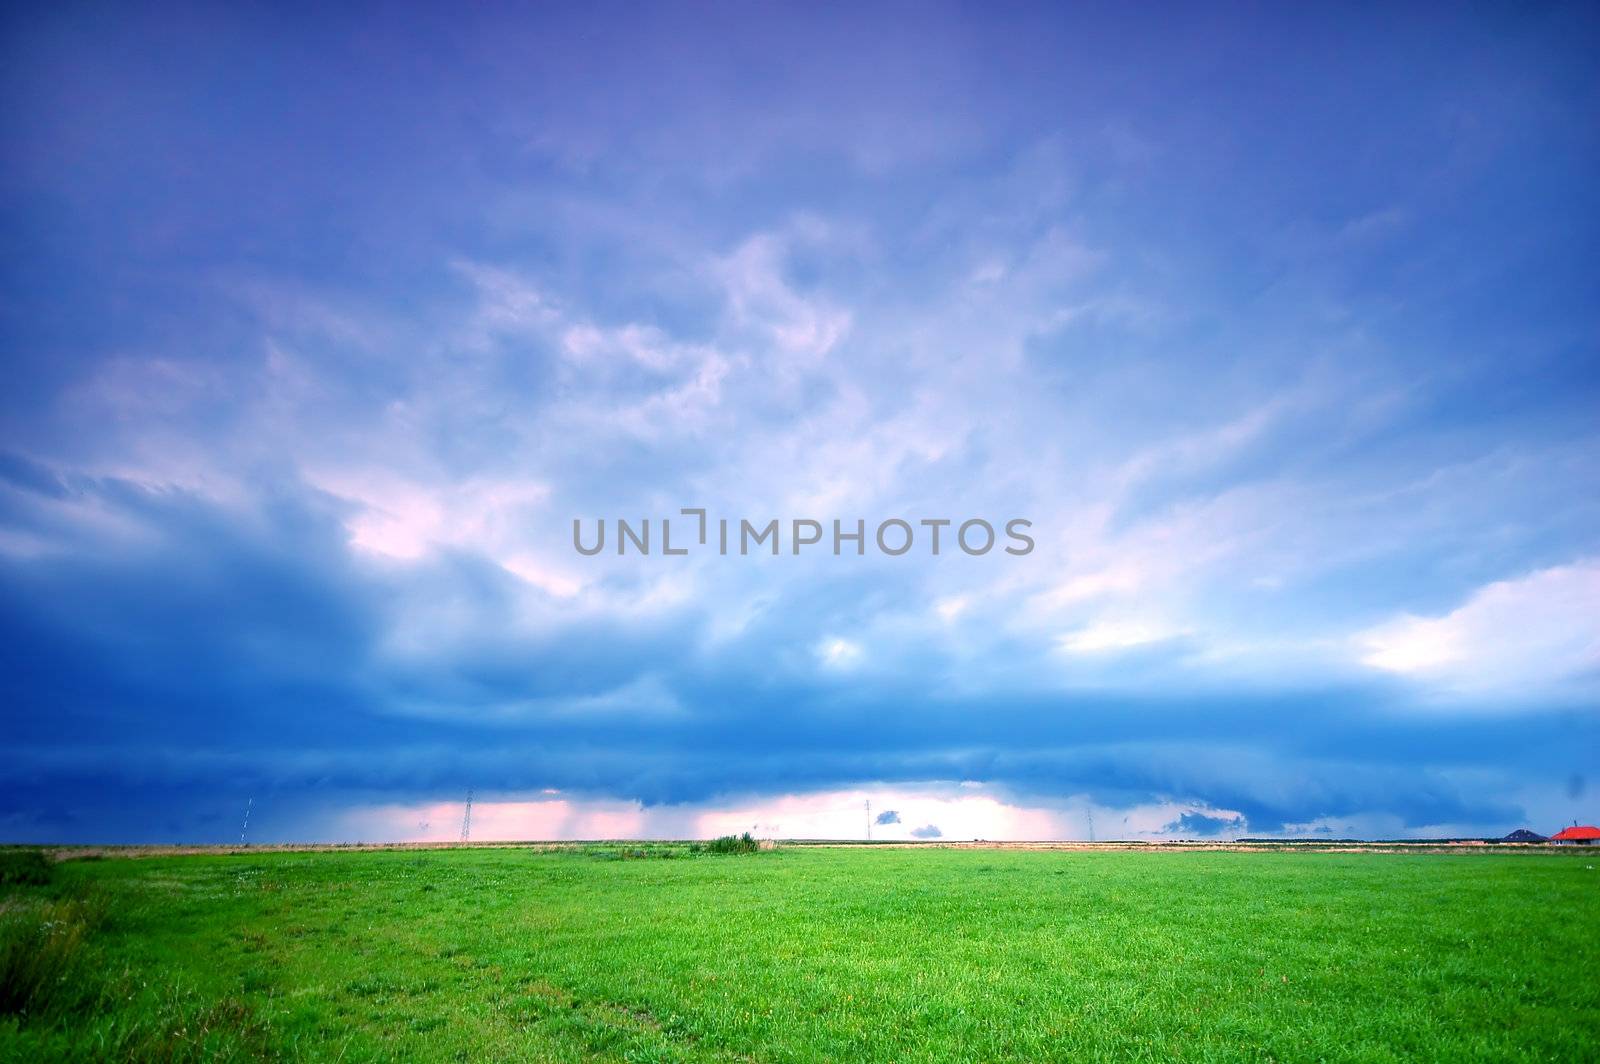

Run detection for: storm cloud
[[1, 5, 1596, 843]]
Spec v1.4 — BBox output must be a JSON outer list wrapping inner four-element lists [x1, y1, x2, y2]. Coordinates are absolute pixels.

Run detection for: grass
[[1, 846, 1596, 1061], [0, 848, 54, 887]]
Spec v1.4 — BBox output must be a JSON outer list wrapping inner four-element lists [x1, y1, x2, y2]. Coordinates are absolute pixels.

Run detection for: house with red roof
[[1549, 825, 1600, 845]]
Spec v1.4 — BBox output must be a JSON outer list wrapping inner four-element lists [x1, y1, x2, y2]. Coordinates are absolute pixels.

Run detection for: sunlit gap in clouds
[[329, 787, 1256, 845]]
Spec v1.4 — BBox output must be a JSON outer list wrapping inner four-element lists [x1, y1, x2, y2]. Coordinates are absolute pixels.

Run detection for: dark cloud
[[1, 3, 1595, 845], [874, 809, 900, 825], [0, 469, 1585, 842], [1163, 812, 1245, 837], [910, 824, 942, 839]]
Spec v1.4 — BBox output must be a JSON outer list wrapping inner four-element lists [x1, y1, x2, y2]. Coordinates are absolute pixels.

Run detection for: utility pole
[[240, 796, 252, 847], [1086, 807, 1095, 844], [865, 799, 872, 842], [460, 789, 473, 844]]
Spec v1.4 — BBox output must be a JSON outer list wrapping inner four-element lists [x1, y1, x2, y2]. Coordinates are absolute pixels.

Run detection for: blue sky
[[1, 3, 1596, 843]]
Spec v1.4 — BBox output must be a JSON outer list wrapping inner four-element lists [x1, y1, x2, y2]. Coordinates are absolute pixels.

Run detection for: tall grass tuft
[[1, 881, 274, 1059], [0, 890, 105, 1017], [701, 832, 761, 854]]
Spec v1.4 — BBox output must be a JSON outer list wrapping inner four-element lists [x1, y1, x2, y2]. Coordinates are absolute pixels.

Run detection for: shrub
[[0, 849, 53, 887], [703, 832, 760, 854]]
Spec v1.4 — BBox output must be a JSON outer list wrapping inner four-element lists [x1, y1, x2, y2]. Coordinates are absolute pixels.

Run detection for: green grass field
[[3, 845, 1597, 1061]]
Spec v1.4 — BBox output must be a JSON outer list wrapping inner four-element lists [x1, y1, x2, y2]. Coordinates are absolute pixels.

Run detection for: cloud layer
[[1, 5, 1596, 842]]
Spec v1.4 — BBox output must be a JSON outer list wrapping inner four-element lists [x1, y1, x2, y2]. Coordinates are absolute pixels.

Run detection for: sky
[[1, 3, 1596, 844]]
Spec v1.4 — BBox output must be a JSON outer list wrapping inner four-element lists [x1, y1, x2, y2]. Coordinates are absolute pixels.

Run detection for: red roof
[[1550, 825, 1600, 841]]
